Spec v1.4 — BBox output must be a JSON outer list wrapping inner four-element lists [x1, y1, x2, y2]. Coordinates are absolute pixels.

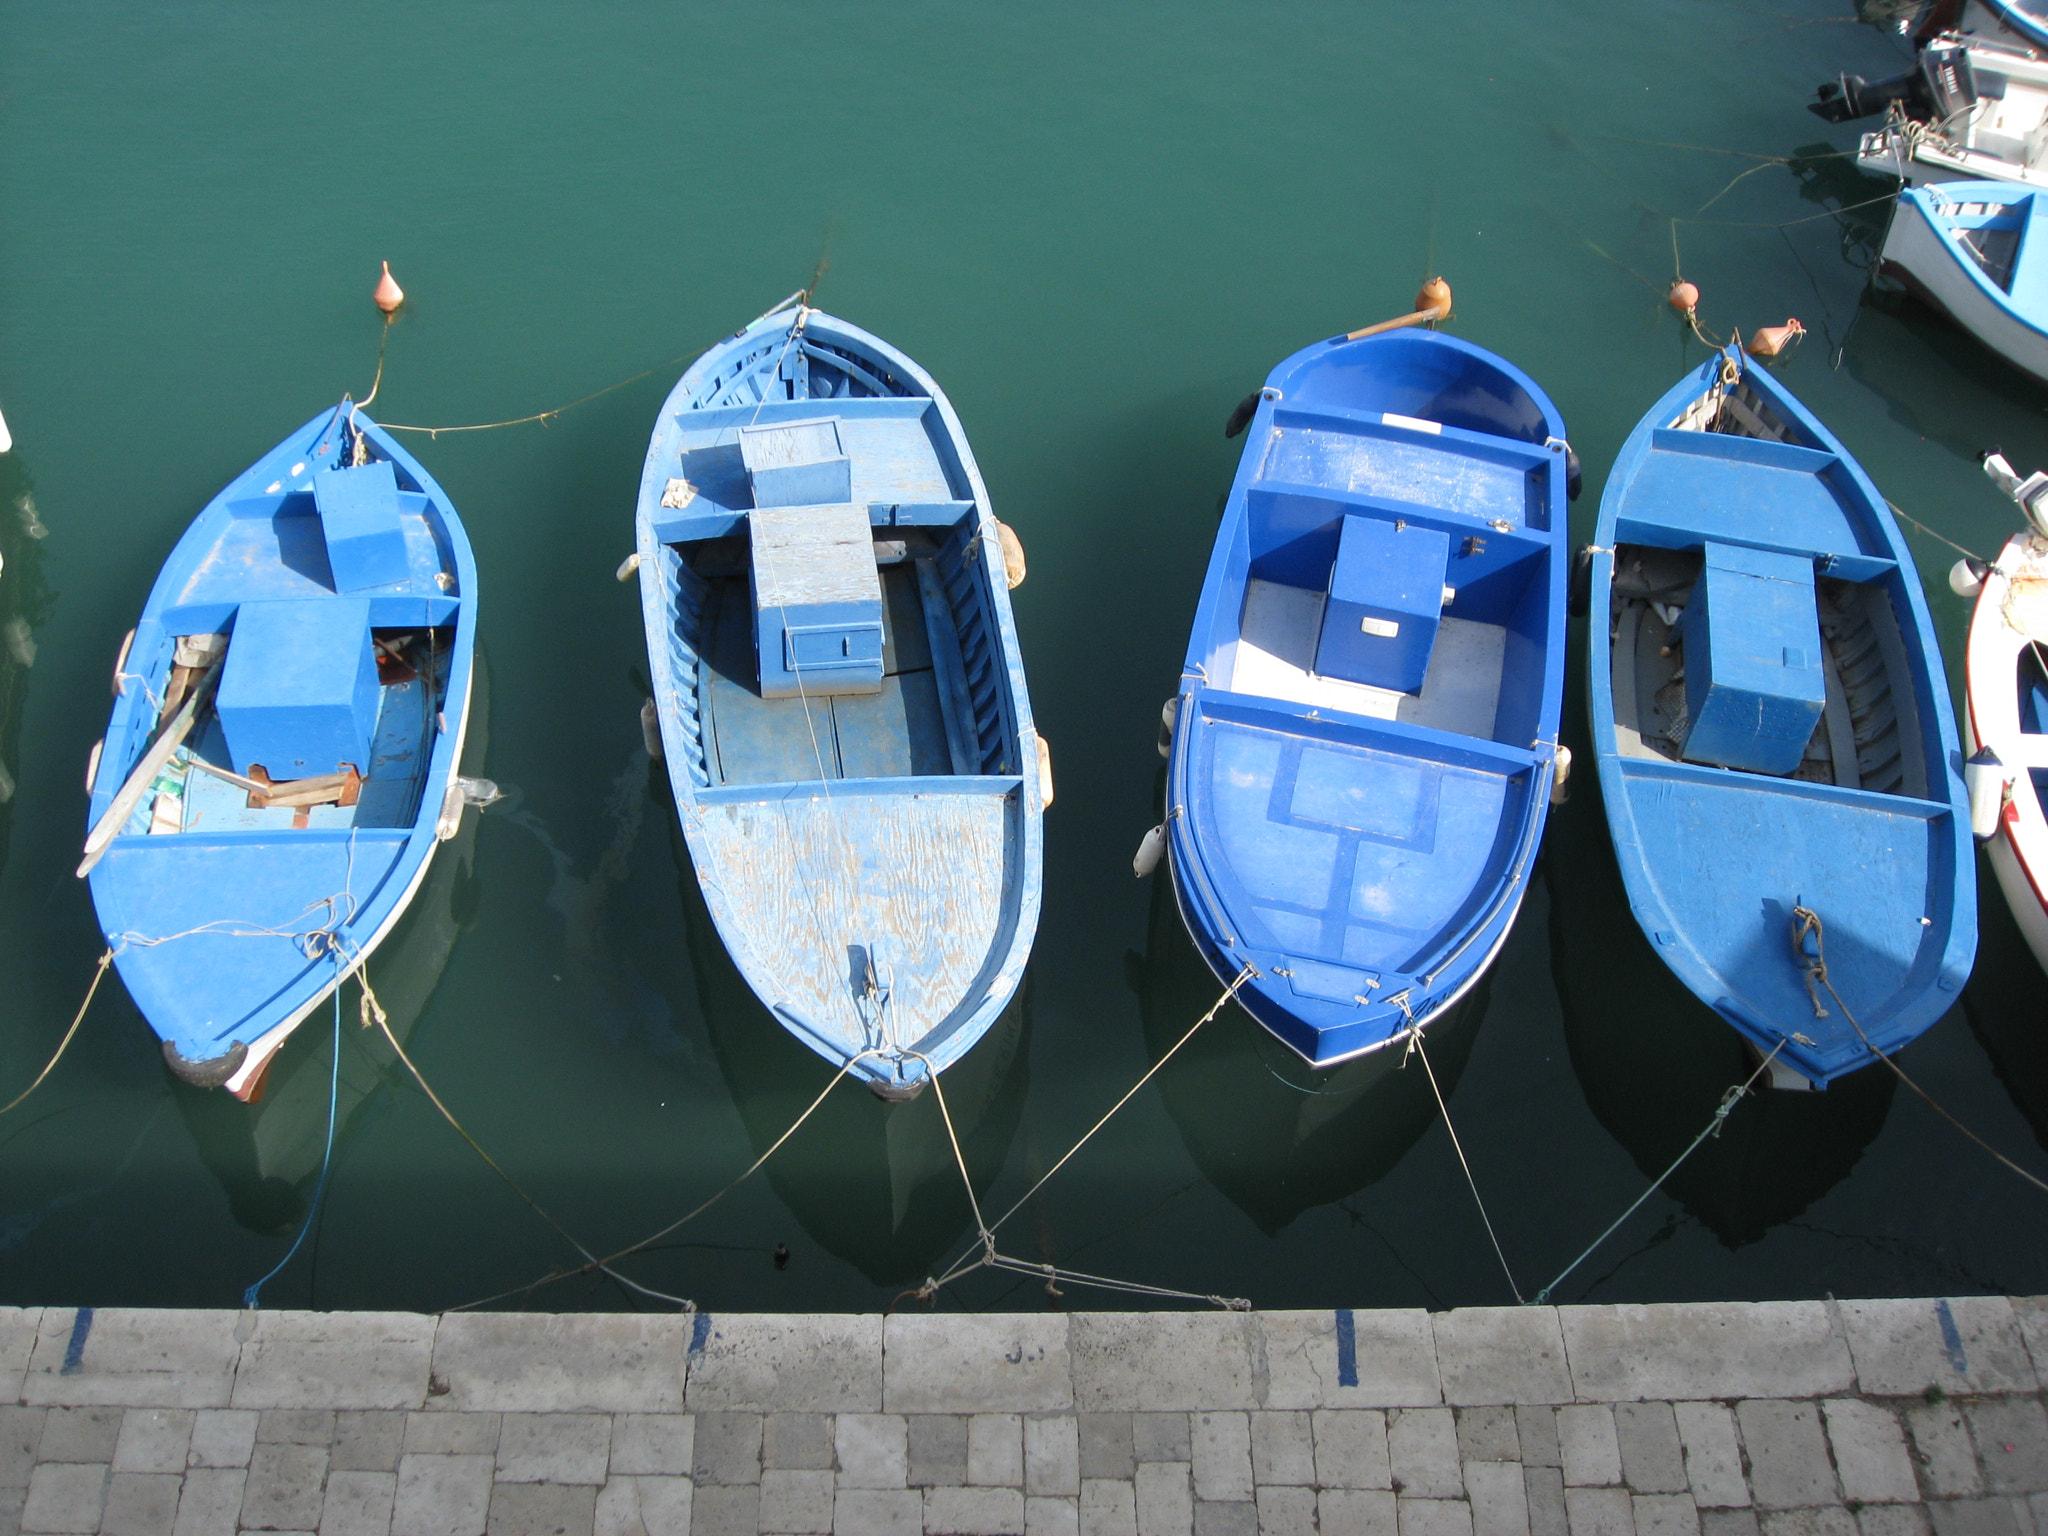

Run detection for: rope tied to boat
[[242, 962, 343, 1309], [0, 949, 115, 1120], [1789, 905, 2048, 1198], [1398, 1002, 1524, 1305], [1792, 905, 1831, 1019]]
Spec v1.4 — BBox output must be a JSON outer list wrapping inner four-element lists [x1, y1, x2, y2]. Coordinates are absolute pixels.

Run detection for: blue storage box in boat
[[749, 503, 885, 699], [740, 417, 853, 509], [216, 596, 381, 780], [1316, 515, 1451, 694], [313, 460, 411, 592], [1681, 541, 1826, 775]]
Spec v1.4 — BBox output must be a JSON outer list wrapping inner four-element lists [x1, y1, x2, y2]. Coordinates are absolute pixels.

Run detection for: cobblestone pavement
[[0, 1300, 2044, 1536]]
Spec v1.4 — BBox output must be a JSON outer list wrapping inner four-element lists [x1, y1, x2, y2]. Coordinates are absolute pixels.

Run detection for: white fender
[[111, 628, 134, 697], [1967, 746, 2009, 841], [1551, 743, 1573, 806], [1036, 731, 1054, 808], [1133, 824, 1166, 879], [641, 698, 664, 760], [616, 552, 641, 583], [1157, 696, 1179, 759]]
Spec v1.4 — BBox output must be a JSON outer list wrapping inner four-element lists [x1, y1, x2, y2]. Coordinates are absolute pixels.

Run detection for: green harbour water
[[1, 1, 2046, 1314]]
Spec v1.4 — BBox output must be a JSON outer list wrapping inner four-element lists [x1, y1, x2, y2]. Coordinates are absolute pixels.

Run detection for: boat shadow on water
[[658, 761, 1031, 1290], [1962, 858, 2048, 1156], [1129, 853, 1487, 1237], [0, 449, 52, 880]]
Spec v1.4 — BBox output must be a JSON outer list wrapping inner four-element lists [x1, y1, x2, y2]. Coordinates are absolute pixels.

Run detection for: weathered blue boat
[[633, 301, 1044, 1099], [83, 403, 481, 1099], [1587, 347, 1975, 1088], [1162, 328, 1572, 1067], [1878, 181, 2048, 386]]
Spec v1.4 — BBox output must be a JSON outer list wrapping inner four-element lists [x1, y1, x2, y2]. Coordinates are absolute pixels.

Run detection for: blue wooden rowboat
[[1878, 181, 2048, 385], [1162, 329, 1572, 1067], [633, 302, 1044, 1100], [83, 403, 480, 1100], [1587, 347, 1975, 1088]]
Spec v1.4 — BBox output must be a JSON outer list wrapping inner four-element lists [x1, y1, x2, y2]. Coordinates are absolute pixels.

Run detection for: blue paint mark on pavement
[[1335, 1308, 1358, 1388], [690, 1311, 712, 1356], [60, 1308, 93, 1376], [1936, 1298, 1968, 1377]]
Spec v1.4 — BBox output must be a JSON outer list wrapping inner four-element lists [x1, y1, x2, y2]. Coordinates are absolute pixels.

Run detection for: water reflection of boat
[[665, 781, 1029, 1287], [172, 651, 492, 1233], [1132, 863, 1486, 1236], [1962, 860, 2048, 1154], [0, 450, 53, 878], [1544, 708, 1895, 1248]]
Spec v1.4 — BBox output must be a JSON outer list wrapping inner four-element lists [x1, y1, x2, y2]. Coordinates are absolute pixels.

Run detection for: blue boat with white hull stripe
[[634, 302, 1044, 1099], [1163, 329, 1572, 1067], [1588, 348, 1975, 1088], [84, 403, 480, 1100]]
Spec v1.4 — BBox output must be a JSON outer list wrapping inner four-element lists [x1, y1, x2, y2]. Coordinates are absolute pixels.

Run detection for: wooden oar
[[77, 659, 223, 877], [1347, 276, 1453, 340]]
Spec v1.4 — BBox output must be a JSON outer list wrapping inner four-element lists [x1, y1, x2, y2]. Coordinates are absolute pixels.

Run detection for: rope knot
[[1791, 905, 1830, 1019]]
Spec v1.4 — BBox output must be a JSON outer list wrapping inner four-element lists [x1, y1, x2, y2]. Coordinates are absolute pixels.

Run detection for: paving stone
[[1518, 1411, 1560, 1472], [886, 1318, 1070, 1416], [1736, 1404, 1836, 1511], [1079, 1482, 1137, 1536], [1968, 1400, 2048, 1495], [237, 1316, 436, 1413], [1252, 1488, 1314, 1536], [763, 1417, 831, 1474], [1699, 1515, 1759, 1536], [1840, 1301, 2038, 1399], [1673, 1405, 1749, 1510], [688, 1485, 757, 1536], [912, 1420, 970, 1489], [1525, 1471, 1566, 1536], [113, 1413, 193, 1477], [332, 1416, 407, 1476], [690, 1318, 883, 1416], [1435, 1311, 1572, 1408], [242, 1443, 330, 1530], [970, 1418, 1024, 1489], [1078, 1422, 1133, 1484], [1314, 1411, 1392, 1491], [759, 1470, 835, 1534], [259, 1412, 337, 1447], [1134, 1464, 1191, 1536], [432, 1318, 686, 1417], [834, 1417, 906, 1491], [1029, 1497, 1080, 1536], [1191, 1503, 1254, 1536], [1465, 1461, 1530, 1536], [1560, 1307, 1853, 1404], [1758, 1515, 1857, 1536], [19, 1465, 106, 1535], [1259, 1313, 1440, 1411], [24, 1313, 239, 1410], [1133, 1421, 1189, 1467], [833, 1489, 920, 1536], [187, 1414, 257, 1472], [1190, 1418, 1250, 1506], [495, 1417, 610, 1486], [1320, 1490, 1397, 1536], [1563, 1487, 1633, 1536], [2015, 1303, 2048, 1389], [591, 1476, 690, 1536], [485, 1483, 595, 1536], [1822, 1402, 1917, 1505], [0, 1312, 40, 1406], [320, 1472, 398, 1536], [40, 1410, 122, 1465], [1247, 1416, 1313, 1489], [1557, 1409, 1621, 1489], [391, 1455, 494, 1536], [402, 1422, 499, 1461], [1857, 1511, 1931, 1536], [692, 1415, 761, 1487], [609, 1419, 691, 1480], [1630, 1496, 1697, 1536], [1927, 1507, 2024, 1536], [1458, 1411, 1520, 1466], [1027, 1419, 1081, 1498], [1073, 1318, 1260, 1415], [0, 1408, 44, 1487], [1389, 1410, 1462, 1499], [1612, 1407, 1685, 1496], [1400, 1498, 1476, 1536], [99, 1473, 178, 1536], [170, 1470, 243, 1536], [926, 1488, 1026, 1536], [1910, 1405, 1985, 1500]]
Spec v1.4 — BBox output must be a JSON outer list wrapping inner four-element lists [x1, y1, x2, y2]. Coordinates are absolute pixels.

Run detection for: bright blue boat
[[633, 301, 1044, 1099], [1163, 329, 1572, 1067], [83, 403, 480, 1099], [1587, 347, 1975, 1088]]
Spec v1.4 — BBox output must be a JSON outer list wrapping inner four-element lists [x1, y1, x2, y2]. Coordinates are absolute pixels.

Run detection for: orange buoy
[[1347, 276, 1454, 341], [373, 261, 405, 315], [1748, 318, 1805, 358], [1416, 276, 1452, 321], [1668, 279, 1700, 315]]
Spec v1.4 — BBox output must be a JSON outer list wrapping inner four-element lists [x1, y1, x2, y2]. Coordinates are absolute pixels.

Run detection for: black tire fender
[[161, 1037, 248, 1091]]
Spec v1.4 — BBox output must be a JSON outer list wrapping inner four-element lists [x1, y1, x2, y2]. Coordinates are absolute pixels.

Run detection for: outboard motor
[[1810, 67, 1928, 123], [1921, 37, 1983, 121]]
